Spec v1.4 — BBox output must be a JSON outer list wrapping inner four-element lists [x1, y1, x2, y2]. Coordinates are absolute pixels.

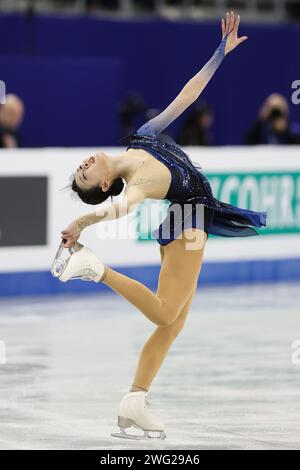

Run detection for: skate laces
[[144, 397, 157, 417], [143, 396, 150, 411]]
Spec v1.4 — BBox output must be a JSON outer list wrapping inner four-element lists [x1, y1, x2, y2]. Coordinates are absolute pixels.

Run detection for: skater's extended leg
[[102, 229, 206, 327], [131, 281, 197, 391]]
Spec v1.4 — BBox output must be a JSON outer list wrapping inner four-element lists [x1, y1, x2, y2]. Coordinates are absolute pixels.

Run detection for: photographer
[[246, 93, 300, 145]]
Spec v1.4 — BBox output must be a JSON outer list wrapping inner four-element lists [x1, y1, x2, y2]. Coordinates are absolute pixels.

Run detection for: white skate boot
[[111, 391, 166, 440], [51, 240, 105, 283]]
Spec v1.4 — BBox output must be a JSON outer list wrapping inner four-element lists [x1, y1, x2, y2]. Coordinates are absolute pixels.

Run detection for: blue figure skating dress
[[120, 131, 267, 246], [117, 36, 267, 245]]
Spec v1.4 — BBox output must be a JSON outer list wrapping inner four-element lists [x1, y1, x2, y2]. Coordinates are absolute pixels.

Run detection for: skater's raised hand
[[222, 11, 248, 55]]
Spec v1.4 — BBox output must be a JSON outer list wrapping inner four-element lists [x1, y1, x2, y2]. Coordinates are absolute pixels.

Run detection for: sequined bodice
[[124, 133, 214, 204], [119, 131, 267, 239]]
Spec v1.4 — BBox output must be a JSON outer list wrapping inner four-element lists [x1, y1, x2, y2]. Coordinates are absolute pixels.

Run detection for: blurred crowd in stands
[[1, 91, 299, 148], [55, 0, 300, 20], [2, 1, 300, 22], [118, 91, 300, 147]]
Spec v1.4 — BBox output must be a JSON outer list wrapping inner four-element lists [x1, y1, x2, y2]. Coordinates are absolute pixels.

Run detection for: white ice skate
[[111, 391, 166, 440], [51, 240, 105, 283]]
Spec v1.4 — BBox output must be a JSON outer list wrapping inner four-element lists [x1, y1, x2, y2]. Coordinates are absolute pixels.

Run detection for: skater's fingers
[[61, 234, 69, 240], [221, 18, 226, 38], [61, 230, 72, 238]]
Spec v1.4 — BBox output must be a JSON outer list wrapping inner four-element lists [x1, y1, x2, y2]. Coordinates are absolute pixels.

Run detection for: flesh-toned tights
[[101, 229, 207, 391]]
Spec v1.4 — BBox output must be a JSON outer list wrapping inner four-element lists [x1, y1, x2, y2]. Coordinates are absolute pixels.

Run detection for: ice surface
[[0, 282, 299, 450]]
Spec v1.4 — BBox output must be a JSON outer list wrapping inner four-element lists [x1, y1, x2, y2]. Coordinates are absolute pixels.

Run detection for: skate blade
[[51, 241, 83, 279], [111, 429, 166, 440]]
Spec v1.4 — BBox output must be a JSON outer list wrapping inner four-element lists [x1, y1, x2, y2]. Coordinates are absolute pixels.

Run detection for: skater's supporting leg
[[102, 229, 206, 327], [131, 282, 197, 391]]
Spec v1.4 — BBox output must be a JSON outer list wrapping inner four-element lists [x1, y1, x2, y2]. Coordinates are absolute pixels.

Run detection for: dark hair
[[71, 177, 124, 205]]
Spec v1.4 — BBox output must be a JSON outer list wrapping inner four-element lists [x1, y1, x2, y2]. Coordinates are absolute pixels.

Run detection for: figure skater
[[54, 12, 267, 440]]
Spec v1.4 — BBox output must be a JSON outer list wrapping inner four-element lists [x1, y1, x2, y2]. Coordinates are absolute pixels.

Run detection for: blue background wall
[[1, 13, 299, 147]]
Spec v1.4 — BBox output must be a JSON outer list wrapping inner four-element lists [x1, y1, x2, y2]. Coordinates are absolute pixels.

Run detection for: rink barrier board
[[0, 257, 299, 298], [1, 146, 300, 297]]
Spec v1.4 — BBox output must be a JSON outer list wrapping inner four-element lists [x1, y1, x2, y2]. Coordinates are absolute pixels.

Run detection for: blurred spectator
[[118, 92, 146, 137], [176, 102, 214, 146], [246, 93, 300, 145], [0, 94, 25, 148]]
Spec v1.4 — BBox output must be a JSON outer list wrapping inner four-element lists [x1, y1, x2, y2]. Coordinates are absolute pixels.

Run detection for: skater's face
[[74, 152, 111, 192]]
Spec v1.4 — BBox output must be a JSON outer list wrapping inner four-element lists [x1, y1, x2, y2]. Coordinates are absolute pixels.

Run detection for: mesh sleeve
[[136, 37, 227, 138]]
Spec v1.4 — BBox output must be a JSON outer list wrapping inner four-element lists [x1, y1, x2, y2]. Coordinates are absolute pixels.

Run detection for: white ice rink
[[0, 282, 300, 450]]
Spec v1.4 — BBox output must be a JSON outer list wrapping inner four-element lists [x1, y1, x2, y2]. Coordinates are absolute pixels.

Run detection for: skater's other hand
[[61, 220, 81, 248]]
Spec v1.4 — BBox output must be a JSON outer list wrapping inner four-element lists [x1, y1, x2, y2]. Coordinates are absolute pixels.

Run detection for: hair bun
[[110, 178, 125, 197]]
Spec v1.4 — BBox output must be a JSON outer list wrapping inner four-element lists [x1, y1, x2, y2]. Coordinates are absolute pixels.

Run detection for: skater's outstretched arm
[[62, 186, 145, 248], [136, 11, 247, 138]]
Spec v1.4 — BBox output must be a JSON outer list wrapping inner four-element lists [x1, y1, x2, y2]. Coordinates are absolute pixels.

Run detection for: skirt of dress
[[152, 203, 212, 245], [152, 199, 267, 245]]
